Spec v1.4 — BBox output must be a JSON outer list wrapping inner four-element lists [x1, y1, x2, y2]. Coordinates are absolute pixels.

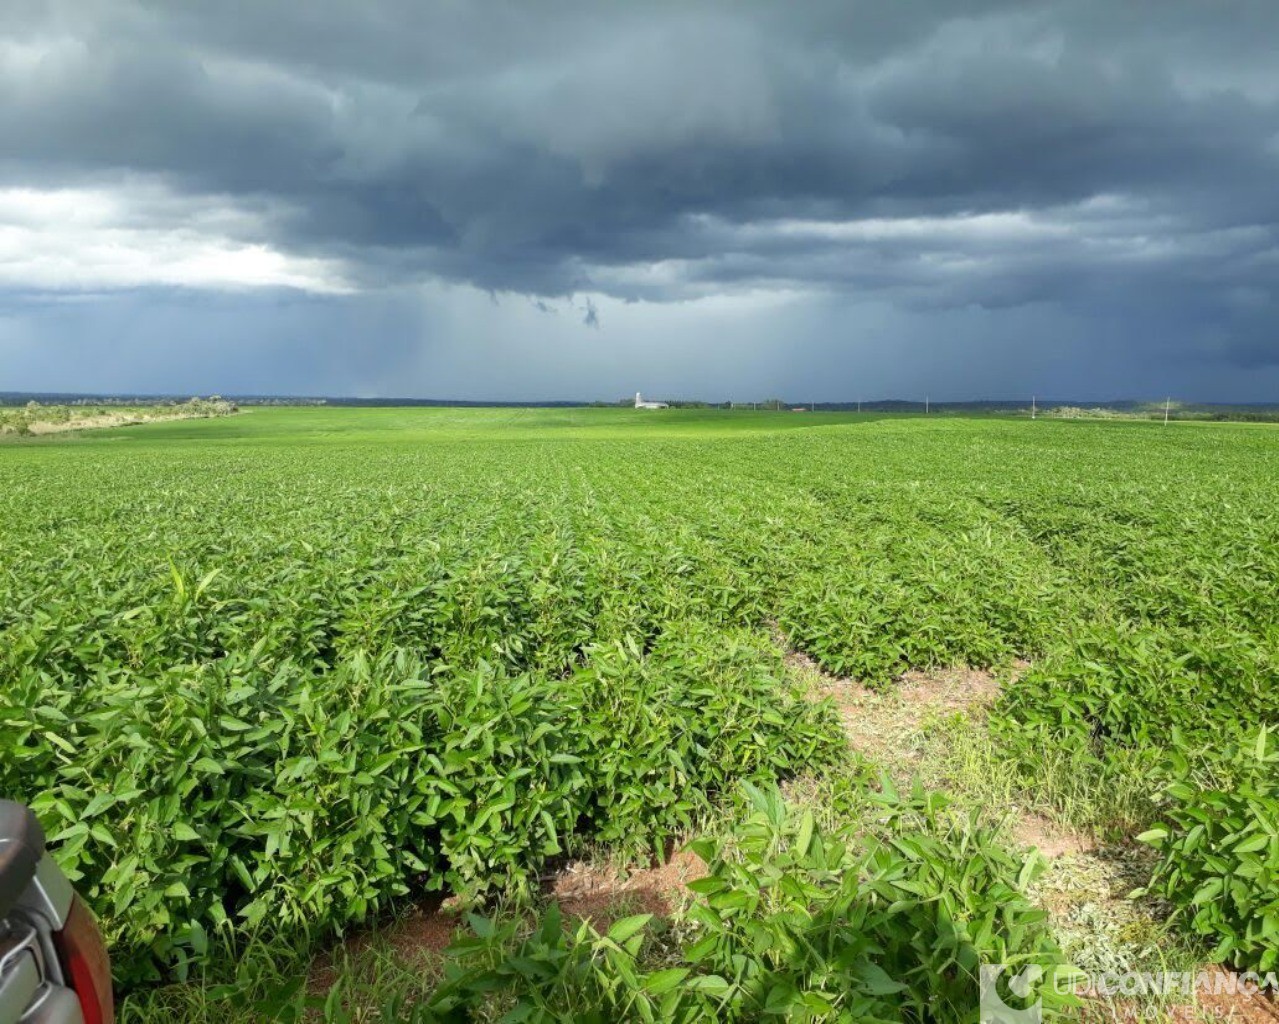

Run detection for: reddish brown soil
[[1081, 967, 1279, 1023], [1195, 968, 1279, 1023], [1011, 811, 1096, 859], [307, 895, 459, 995], [549, 849, 706, 928]]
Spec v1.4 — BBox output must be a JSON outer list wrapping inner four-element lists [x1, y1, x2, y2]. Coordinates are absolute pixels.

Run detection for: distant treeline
[[2, 393, 1276, 421]]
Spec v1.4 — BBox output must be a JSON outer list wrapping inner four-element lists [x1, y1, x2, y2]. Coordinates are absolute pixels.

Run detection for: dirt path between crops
[[781, 642, 1095, 859], [779, 639, 1279, 1024]]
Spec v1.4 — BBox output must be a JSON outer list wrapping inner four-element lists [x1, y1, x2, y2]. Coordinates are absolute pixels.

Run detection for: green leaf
[[643, 968, 690, 995], [606, 914, 653, 945]]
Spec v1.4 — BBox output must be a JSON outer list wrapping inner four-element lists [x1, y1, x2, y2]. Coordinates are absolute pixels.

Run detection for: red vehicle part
[[0, 801, 114, 1024], [54, 897, 114, 1024]]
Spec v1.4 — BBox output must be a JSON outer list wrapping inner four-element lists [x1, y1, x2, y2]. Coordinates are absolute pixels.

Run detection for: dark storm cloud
[[2, 0, 1278, 392]]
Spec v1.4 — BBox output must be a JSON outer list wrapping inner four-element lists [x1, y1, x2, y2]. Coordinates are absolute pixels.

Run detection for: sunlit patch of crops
[[3, 625, 841, 982], [3, 408, 1278, 999]]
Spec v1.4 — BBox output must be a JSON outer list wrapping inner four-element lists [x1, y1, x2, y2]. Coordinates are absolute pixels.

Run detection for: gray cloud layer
[[2, 1, 1278, 399]]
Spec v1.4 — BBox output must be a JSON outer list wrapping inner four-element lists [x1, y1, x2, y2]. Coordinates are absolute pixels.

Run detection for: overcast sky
[[2, 1, 1278, 402]]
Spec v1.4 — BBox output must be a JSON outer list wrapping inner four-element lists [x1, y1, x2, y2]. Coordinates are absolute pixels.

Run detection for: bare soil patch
[[781, 637, 1006, 781], [307, 850, 705, 996], [307, 895, 458, 996], [1081, 967, 1279, 1024], [1194, 969, 1279, 1023], [1012, 812, 1095, 859], [783, 640, 1099, 860], [6, 407, 241, 437], [548, 849, 706, 927], [27, 413, 164, 434]]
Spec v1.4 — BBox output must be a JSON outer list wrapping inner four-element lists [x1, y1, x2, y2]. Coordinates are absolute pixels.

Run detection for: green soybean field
[[3, 408, 1276, 1022]]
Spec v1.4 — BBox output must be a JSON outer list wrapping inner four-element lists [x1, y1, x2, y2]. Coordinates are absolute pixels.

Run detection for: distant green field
[[3, 408, 1277, 1018]]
